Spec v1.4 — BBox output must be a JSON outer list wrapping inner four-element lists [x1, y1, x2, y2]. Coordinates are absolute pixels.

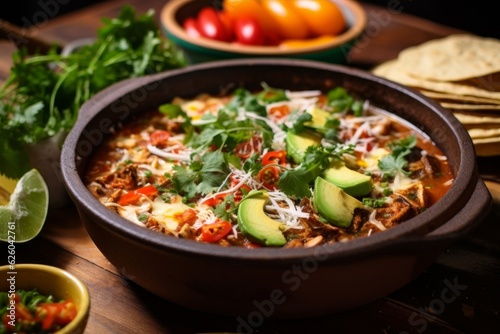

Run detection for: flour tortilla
[[440, 102, 500, 110], [468, 128, 500, 139], [472, 136, 500, 156], [372, 59, 500, 100], [397, 34, 500, 81], [420, 90, 500, 105], [454, 113, 500, 125]]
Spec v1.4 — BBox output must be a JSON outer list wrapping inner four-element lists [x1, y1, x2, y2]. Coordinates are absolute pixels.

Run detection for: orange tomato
[[290, 0, 346, 36], [260, 0, 309, 39], [223, 0, 278, 37], [279, 35, 337, 49]]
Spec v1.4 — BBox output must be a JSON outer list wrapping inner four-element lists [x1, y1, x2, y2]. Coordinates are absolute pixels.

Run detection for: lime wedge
[[0, 169, 49, 243]]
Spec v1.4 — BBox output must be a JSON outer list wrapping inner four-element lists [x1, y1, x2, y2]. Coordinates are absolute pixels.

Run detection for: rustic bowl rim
[[62, 58, 482, 263], [160, 0, 367, 56]]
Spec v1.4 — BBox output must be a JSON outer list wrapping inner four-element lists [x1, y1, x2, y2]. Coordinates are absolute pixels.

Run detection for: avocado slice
[[304, 107, 336, 131], [237, 191, 286, 246], [285, 130, 322, 164], [313, 177, 365, 228], [323, 160, 372, 197]]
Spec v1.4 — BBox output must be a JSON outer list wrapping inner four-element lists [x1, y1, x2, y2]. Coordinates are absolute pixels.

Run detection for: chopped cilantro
[[362, 197, 387, 208], [0, 5, 186, 178]]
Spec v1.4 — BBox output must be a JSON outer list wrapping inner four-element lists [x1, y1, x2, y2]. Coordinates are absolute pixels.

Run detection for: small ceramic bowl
[[160, 0, 367, 64], [0, 264, 90, 334]]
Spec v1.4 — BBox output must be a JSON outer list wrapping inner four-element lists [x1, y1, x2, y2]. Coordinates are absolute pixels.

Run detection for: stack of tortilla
[[372, 34, 500, 156]]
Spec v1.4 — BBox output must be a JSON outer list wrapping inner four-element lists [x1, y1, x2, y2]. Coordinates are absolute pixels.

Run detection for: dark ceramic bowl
[[160, 0, 366, 64], [61, 59, 491, 319]]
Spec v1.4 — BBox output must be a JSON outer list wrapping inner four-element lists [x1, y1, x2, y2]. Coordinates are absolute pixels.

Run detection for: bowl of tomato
[[0, 264, 90, 334], [160, 0, 367, 64]]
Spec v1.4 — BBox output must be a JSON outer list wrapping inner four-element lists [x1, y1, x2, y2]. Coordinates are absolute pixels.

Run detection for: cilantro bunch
[[0, 5, 186, 179]]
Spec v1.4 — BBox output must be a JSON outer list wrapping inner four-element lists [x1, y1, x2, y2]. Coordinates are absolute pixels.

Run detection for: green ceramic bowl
[[0, 264, 90, 334], [160, 0, 367, 64]]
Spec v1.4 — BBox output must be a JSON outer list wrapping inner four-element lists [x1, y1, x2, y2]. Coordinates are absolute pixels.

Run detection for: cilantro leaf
[[172, 151, 230, 199], [378, 135, 417, 177], [378, 154, 410, 176], [290, 112, 313, 134], [327, 87, 364, 116], [278, 143, 354, 198]]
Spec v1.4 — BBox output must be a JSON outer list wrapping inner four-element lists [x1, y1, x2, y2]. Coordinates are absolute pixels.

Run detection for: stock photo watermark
[[401, 277, 468, 334], [4, 226, 18, 328], [1, 0, 71, 48]]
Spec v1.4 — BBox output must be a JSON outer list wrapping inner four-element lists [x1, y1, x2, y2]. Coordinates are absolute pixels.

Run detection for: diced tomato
[[262, 150, 287, 166], [35, 300, 77, 330], [13, 301, 34, 326], [201, 192, 227, 207], [258, 165, 281, 190], [118, 184, 158, 206], [36, 303, 59, 330], [234, 135, 262, 160], [201, 220, 232, 242], [268, 104, 290, 119], [149, 129, 170, 146], [54, 300, 77, 325]]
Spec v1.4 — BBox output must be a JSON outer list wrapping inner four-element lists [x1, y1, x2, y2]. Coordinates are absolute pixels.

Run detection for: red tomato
[[149, 129, 170, 146], [260, 0, 309, 39], [202, 192, 227, 207], [223, 0, 278, 37], [233, 184, 251, 203], [258, 165, 282, 190], [196, 7, 231, 42], [290, 0, 346, 36], [262, 150, 287, 166], [218, 9, 234, 40], [182, 17, 202, 38], [233, 17, 265, 45], [264, 30, 282, 46], [201, 220, 232, 242], [118, 184, 158, 206]]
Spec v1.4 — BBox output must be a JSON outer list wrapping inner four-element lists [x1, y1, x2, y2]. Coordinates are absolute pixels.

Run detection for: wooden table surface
[[1, 1, 500, 333]]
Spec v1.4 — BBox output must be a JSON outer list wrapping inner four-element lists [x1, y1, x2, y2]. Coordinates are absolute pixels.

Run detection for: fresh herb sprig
[[378, 135, 417, 177], [0, 5, 186, 179], [278, 144, 355, 198]]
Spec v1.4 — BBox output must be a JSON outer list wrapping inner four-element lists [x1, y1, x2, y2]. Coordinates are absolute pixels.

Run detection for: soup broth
[[85, 85, 454, 248]]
